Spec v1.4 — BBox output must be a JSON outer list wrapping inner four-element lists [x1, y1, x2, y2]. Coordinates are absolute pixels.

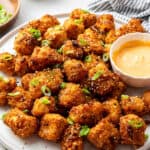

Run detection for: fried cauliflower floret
[[58, 83, 86, 109], [14, 28, 40, 55], [28, 14, 60, 34], [4, 108, 37, 138], [0, 92, 7, 106], [44, 25, 67, 49], [61, 40, 84, 59], [120, 114, 146, 146], [64, 19, 84, 39], [7, 86, 34, 110], [103, 99, 121, 124], [121, 96, 144, 115], [70, 8, 96, 28], [63, 59, 87, 83], [77, 28, 105, 54], [31, 96, 56, 117], [105, 30, 117, 44], [28, 46, 63, 71], [38, 113, 68, 141], [69, 101, 103, 126], [87, 119, 119, 150], [61, 123, 83, 150], [0, 53, 15, 75], [143, 90, 150, 113]]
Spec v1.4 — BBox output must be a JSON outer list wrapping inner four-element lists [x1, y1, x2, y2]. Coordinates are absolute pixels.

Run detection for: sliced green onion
[[41, 85, 51, 96], [57, 47, 63, 54], [84, 55, 92, 63], [100, 41, 105, 47], [82, 87, 91, 95], [1, 54, 13, 61], [23, 109, 29, 113], [92, 70, 104, 80], [121, 94, 129, 100], [82, 9, 89, 14], [30, 78, 40, 87], [7, 91, 20, 96], [54, 25, 63, 30], [60, 82, 66, 89], [41, 97, 51, 105], [74, 19, 83, 24], [79, 38, 88, 46], [65, 50, 74, 55], [145, 134, 149, 140], [128, 119, 143, 129], [67, 117, 74, 125], [41, 40, 50, 47], [79, 125, 90, 137], [0, 113, 6, 120], [29, 28, 41, 39], [102, 53, 109, 62]]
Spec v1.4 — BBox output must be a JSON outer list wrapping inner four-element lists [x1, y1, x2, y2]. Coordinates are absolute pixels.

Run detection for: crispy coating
[[14, 28, 40, 55], [142, 90, 150, 113], [70, 8, 96, 28], [62, 40, 84, 59], [120, 114, 146, 146], [4, 108, 37, 138], [61, 123, 83, 150], [0, 92, 7, 106], [69, 101, 103, 126], [38, 113, 68, 141], [31, 96, 56, 117], [103, 99, 121, 124], [87, 119, 119, 150], [64, 19, 84, 39], [44, 25, 67, 49], [58, 83, 86, 109], [121, 96, 144, 115], [105, 30, 117, 44], [28, 46, 63, 71], [7, 86, 34, 110]]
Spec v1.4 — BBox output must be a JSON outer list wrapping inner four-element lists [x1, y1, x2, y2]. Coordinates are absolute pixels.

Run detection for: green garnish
[[79, 38, 88, 46], [82, 87, 91, 95], [41, 97, 51, 105], [145, 134, 149, 140], [60, 82, 66, 89], [41, 85, 51, 96], [84, 55, 92, 63], [41, 40, 50, 47], [1, 54, 13, 61], [74, 19, 83, 24], [121, 94, 129, 100], [92, 70, 104, 80], [54, 25, 63, 30], [128, 119, 143, 128], [100, 41, 105, 47], [29, 28, 41, 39], [67, 117, 74, 125], [65, 50, 74, 54], [0, 5, 12, 25], [30, 78, 40, 87], [79, 125, 90, 137], [0, 113, 6, 120], [7, 91, 20, 96], [57, 47, 63, 54], [23, 109, 29, 113], [82, 9, 89, 14], [102, 53, 109, 62]]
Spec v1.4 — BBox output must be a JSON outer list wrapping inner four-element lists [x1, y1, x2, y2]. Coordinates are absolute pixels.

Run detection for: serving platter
[[0, 13, 150, 150]]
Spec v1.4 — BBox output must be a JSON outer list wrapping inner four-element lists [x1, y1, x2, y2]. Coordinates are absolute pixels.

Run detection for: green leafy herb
[[102, 53, 109, 62], [92, 70, 104, 80], [128, 119, 143, 128], [84, 55, 92, 63], [60, 82, 66, 89], [41, 97, 51, 105], [7, 91, 20, 96], [23, 109, 29, 113], [41, 40, 50, 47], [82, 87, 91, 95], [30, 78, 40, 87], [121, 94, 129, 100], [79, 38, 88, 46], [29, 28, 41, 39], [74, 19, 83, 24], [41, 85, 51, 96], [67, 117, 74, 125], [79, 125, 90, 137], [145, 134, 149, 140]]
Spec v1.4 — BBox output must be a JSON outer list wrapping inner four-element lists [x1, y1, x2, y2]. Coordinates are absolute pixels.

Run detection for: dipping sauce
[[113, 40, 150, 77]]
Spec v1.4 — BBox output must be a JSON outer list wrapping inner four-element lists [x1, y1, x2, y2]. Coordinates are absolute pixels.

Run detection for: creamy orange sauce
[[113, 40, 150, 77]]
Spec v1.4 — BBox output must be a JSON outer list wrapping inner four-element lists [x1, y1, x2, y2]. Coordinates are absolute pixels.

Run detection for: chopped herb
[[82, 9, 89, 14], [23, 109, 29, 113], [7, 91, 20, 96], [57, 47, 63, 54], [79, 38, 88, 46], [67, 117, 74, 125], [92, 70, 104, 80], [102, 53, 109, 62], [41, 40, 50, 47], [29, 28, 41, 39], [60, 82, 66, 89], [84, 55, 92, 63], [79, 125, 90, 137], [128, 119, 143, 129], [74, 19, 83, 24], [30, 78, 40, 87], [121, 94, 129, 100], [41, 85, 51, 96], [100, 41, 105, 47], [82, 87, 91, 95], [145, 134, 149, 140], [0, 113, 6, 120], [41, 97, 51, 105], [1, 54, 13, 61]]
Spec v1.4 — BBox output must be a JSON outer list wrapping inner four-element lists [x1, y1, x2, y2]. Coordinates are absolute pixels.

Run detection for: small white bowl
[[110, 32, 150, 87]]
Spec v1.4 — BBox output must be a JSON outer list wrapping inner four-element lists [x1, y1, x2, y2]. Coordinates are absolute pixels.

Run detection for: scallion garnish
[[67, 117, 74, 125], [79, 38, 88, 46], [41, 40, 50, 47], [41, 97, 51, 105], [23, 109, 29, 113], [30, 78, 40, 87], [79, 125, 90, 137], [0, 113, 6, 120], [84, 55, 92, 63], [7, 91, 20, 96], [128, 119, 143, 129], [74, 19, 83, 24], [92, 70, 104, 80], [29, 28, 41, 39], [1, 54, 13, 61], [60, 82, 66, 89], [102, 53, 109, 62], [82, 87, 91, 95], [121, 94, 129, 100], [41, 85, 51, 96]]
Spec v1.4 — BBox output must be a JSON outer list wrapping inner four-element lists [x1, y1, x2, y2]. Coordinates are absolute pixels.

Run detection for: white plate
[[0, 13, 150, 150]]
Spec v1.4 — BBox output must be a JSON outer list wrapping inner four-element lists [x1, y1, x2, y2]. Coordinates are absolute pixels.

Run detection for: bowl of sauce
[[110, 32, 150, 87], [0, 0, 20, 32]]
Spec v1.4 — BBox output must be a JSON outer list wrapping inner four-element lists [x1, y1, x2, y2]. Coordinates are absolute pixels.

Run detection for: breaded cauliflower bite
[[103, 99, 121, 124], [61, 123, 83, 150], [121, 96, 144, 115], [31, 96, 56, 117], [120, 114, 146, 146], [38, 113, 68, 141], [28, 46, 63, 71], [63, 59, 87, 83], [58, 83, 86, 109], [87, 119, 119, 150], [70, 8, 96, 28], [7, 86, 34, 110], [142, 90, 150, 113], [61, 40, 84, 59], [0, 92, 7, 106], [44, 25, 67, 49], [64, 19, 84, 39], [4, 108, 37, 138], [69, 101, 103, 126]]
